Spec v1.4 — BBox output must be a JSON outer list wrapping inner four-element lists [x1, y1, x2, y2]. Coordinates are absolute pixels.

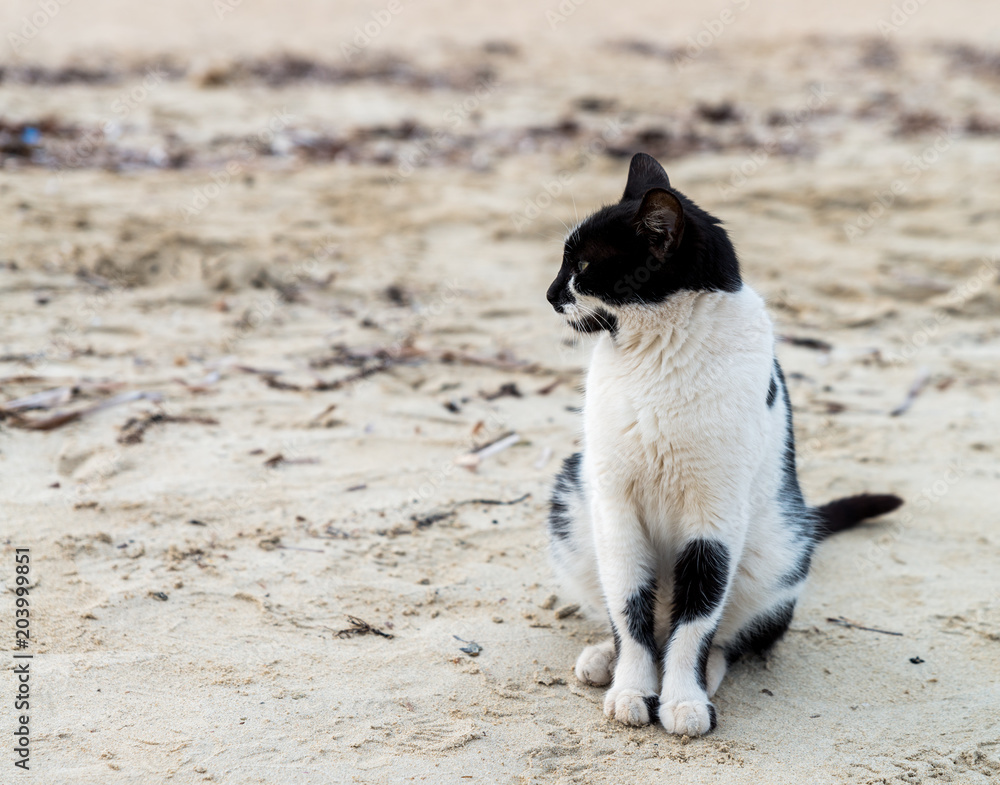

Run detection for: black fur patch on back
[[723, 600, 796, 665], [670, 539, 730, 625], [625, 576, 660, 660], [779, 539, 815, 586], [547, 452, 582, 542], [766, 363, 778, 408], [775, 361, 807, 514]]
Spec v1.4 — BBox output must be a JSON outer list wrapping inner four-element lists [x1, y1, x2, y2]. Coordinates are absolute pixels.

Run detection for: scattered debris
[[909, 656, 925, 664], [827, 616, 903, 636], [554, 603, 581, 620], [761, 688, 774, 696], [780, 335, 833, 352], [454, 493, 531, 508], [1, 386, 75, 412], [411, 511, 457, 529], [454, 635, 482, 656], [540, 594, 558, 610], [455, 431, 521, 469], [535, 378, 565, 395], [346, 483, 367, 492], [118, 412, 219, 444], [481, 382, 522, 401], [6, 391, 162, 431], [148, 591, 169, 602], [338, 615, 394, 640], [890, 368, 931, 416], [534, 447, 553, 470], [263, 453, 320, 468], [187, 519, 206, 526]]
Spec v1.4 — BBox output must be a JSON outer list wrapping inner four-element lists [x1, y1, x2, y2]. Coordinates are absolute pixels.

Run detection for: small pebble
[[540, 594, 558, 610], [554, 603, 580, 619]]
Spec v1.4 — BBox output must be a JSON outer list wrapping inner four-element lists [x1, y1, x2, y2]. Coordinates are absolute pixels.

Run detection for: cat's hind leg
[[575, 638, 616, 686]]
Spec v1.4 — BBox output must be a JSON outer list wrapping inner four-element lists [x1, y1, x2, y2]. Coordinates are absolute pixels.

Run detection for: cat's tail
[[814, 494, 903, 539]]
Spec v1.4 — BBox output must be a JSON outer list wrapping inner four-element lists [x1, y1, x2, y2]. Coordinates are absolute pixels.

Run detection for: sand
[[1, 2, 999, 783]]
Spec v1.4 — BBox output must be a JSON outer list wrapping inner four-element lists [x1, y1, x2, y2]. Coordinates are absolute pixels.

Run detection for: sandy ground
[[1, 2, 1000, 783]]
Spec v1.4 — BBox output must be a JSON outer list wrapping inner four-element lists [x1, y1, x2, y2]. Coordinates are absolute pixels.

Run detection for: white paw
[[575, 641, 616, 686], [603, 687, 657, 726], [659, 699, 717, 736]]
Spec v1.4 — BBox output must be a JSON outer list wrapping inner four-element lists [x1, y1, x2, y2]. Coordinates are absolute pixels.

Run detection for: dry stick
[[6, 391, 162, 431], [1, 386, 75, 412], [890, 367, 931, 417], [336, 615, 394, 639], [118, 412, 219, 445], [455, 431, 521, 468], [454, 493, 531, 507], [826, 616, 903, 636]]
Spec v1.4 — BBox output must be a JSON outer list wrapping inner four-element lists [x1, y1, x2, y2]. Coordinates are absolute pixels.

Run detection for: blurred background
[[1, 2, 999, 783]]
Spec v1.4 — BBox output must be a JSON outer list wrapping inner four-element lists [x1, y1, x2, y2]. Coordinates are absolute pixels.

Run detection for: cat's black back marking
[[723, 600, 796, 665], [766, 364, 778, 408], [548, 452, 582, 541]]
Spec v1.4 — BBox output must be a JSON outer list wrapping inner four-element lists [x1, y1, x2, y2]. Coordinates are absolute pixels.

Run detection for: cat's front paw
[[603, 687, 659, 726], [659, 699, 717, 736], [575, 640, 616, 686]]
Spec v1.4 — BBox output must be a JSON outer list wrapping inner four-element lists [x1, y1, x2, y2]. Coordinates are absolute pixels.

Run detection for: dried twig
[[827, 616, 902, 636], [118, 412, 219, 444], [890, 368, 931, 417], [337, 615, 394, 639], [263, 453, 320, 468], [455, 431, 521, 469], [7, 391, 162, 431], [780, 335, 833, 352]]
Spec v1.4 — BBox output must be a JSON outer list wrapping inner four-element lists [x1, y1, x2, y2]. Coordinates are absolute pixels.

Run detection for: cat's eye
[[578, 260, 589, 272]]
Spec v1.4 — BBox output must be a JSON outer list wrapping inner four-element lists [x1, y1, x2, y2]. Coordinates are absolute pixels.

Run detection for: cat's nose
[[547, 282, 569, 312]]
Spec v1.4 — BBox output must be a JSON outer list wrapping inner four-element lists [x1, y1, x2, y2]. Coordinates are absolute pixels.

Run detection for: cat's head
[[546, 153, 741, 333]]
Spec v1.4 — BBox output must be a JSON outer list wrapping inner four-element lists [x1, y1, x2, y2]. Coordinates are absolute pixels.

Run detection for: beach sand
[[1, 2, 999, 782]]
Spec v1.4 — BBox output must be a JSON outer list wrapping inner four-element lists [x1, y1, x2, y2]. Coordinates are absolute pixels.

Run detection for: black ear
[[623, 153, 670, 200], [634, 188, 685, 260]]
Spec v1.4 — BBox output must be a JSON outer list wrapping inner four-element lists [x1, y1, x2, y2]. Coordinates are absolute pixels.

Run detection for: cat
[[545, 152, 902, 736]]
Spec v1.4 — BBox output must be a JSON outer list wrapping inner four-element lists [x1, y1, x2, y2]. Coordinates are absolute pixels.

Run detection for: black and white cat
[[545, 153, 902, 736]]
